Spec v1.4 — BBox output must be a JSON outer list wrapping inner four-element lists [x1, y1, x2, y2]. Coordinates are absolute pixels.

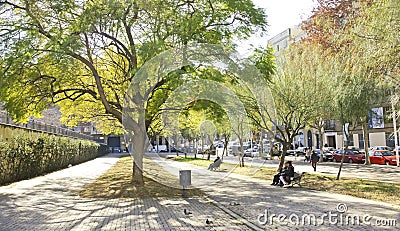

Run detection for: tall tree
[[248, 43, 326, 171], [302, 0, 386, 169], [0, 0, 268, 185]]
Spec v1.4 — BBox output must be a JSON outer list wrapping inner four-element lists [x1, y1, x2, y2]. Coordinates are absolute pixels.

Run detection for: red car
[[332, 149, 365, 163], [369, 150, 398, 165]]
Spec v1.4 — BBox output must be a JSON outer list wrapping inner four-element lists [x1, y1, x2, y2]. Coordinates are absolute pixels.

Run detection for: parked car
[[332, 149, 365, 163], [153, 145, 168, 152], [295, 147, 307, 155], [369, 146, 393, 152], [322, 147, 335, 161], [244, 148, 259, 157], [369, 150, 398, 165], [169, 147, 183, 153], [286, 149, 297, 156], [313, 149, 331, 161], [322, 147, 335, 153], [392, 147, 400, 153], [322, 152, 333, 161]]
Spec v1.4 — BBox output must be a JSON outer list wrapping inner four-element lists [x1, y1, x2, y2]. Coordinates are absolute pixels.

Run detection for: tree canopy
[[0, 0, 268, 134]]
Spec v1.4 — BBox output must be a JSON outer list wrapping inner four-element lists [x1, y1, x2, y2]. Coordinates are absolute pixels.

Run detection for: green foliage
[[350, 0, 400, 82], [0, 0, 268, 135], [249, 47, 276, 82], [0, 132, 102, 185]]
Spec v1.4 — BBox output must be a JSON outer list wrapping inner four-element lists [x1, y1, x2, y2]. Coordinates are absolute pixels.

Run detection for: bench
[[290, 172, 304, 187], [210, 159, 222, 171]]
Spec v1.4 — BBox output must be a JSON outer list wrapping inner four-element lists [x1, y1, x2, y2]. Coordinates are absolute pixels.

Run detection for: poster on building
[[368, 107, 384, 129]]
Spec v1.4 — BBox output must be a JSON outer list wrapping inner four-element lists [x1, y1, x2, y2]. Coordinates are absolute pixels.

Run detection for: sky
[[237, 0, 317, 55]]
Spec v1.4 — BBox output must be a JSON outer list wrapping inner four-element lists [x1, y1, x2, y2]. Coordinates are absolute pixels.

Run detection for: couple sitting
[[271, 161, 294, 188]]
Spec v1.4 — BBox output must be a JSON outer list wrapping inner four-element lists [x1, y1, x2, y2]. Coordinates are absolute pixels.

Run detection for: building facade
[[267, 27, 398, 150]]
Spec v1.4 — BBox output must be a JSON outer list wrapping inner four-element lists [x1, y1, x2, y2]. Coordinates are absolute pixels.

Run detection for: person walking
[[311, 150, 319, 172], [304, 148, 310, 162]]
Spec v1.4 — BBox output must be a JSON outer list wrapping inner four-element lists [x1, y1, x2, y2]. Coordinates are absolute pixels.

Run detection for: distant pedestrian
[[304, 148, 310, 162], [311, 150, 319, 172]]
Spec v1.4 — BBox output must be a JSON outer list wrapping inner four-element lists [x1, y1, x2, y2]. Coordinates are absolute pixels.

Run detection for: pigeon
[[184, 209, 192, 215], [206, 219, 213, 224]]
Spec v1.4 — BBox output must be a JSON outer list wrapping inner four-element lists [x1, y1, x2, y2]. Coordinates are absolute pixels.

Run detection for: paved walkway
[[149, 154, 400, 230], [0, 153, 247, 230], [1, 152, 399, 230]]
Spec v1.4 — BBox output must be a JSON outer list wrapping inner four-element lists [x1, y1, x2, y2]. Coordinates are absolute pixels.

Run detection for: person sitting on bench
[[271, 161, 294, 187], [208, 156, 221, 170]]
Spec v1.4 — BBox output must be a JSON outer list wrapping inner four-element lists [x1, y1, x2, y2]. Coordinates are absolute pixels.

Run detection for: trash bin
[[179, 170, 191, 186]]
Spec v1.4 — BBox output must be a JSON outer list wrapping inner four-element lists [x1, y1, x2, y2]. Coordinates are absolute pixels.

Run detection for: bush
[[0, 133, 100, 185]]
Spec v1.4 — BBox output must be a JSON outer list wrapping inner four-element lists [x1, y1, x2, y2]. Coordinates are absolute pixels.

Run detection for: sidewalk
[[0, 153, 247, 231], [1, 152, 399, 230], [149, 154, 400, 230]]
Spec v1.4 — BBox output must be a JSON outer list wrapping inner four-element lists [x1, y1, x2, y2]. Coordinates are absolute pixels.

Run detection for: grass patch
[[80, 155, 203, 198], [173, 157, 400, 207], [300, 173, 400, 206], [169, 156, 212, 167]]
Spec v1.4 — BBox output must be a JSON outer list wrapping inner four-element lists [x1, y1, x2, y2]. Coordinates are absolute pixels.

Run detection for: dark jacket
[[280, 166, 294, 182], [311, 152, 319, 162]]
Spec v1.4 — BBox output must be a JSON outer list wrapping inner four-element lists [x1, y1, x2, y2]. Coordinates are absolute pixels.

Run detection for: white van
[[153, 145, 168, 152]]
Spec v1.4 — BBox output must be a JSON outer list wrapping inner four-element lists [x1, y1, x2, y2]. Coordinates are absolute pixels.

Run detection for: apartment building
[[267, 27, 398, 150]]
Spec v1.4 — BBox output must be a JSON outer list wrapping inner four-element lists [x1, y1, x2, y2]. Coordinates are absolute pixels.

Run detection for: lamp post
[[391, 94, 399, 167]]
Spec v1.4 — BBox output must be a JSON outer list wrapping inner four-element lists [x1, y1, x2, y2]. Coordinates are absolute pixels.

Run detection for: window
[[358, 134, 370, 149], [358, 134, 364, 149], [345, 134, 354, 146], [385, 132, 395, 148], [349, 135, 354, 146], [325, 120, 335, 130]]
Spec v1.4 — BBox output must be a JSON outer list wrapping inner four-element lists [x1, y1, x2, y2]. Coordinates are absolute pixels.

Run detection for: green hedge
[[0, 134, 102, 185]]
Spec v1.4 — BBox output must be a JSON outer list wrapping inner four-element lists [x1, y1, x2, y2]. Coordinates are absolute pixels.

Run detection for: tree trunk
[[278, 142, 289, 172], [174, 135, 179, 156], [131, 130, 146, 185], [239, 138, 244, 167], [132, 158, 144, 185], [222, 134, 230, 161], [319, 127, 324, 162], [362, 119, 371, 165], [207, 135, 212, 160], [194, 138, 197, 159], [337, 135, 349, 180]]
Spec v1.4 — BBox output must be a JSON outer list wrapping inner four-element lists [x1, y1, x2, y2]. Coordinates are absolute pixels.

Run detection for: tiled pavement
[[149, 154, 400, 230], [0, 153, 247, 230], [1, 152, 399, 230]]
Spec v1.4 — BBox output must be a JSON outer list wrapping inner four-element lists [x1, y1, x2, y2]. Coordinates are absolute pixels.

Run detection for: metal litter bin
[[179, 170, 191, 197]]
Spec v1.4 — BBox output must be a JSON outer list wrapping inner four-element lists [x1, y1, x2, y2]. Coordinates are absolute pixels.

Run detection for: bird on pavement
[[184, 209, 192, 215], [206, 219, 213, 224], [229, 202, 240, 206]]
